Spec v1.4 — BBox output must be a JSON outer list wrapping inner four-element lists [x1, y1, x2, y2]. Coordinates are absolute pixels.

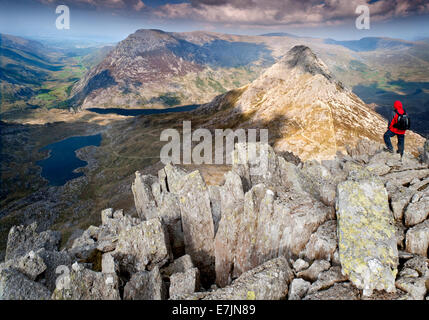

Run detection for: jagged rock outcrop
[[213, 143, 334, 287], [336, 165, 398, 296], [2, 139, 429, 301], [5, 223, 60, 261]]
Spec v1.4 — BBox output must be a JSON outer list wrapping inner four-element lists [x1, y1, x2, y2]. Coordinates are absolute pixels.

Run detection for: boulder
[[336, 167, 399, 296], [288, 278, 311, 300], [169, 267, 200, 299], [296, 260, 331, 282], [123, 266, 166, 300], [303, 282, 360, 300], [179, 257, 293, 300], [404, 191, 429, 227], [293, 259, 309, 273], [51, 263, 120, 300], [307, 266, 348, 294], [5, 223, 60, 261], [405, 220, 429, 257], [0, 268, 51, 300], [2, 250, 47, 281], [395, 276, 427, 300], [403, 256, 429, 277], [113, 218, 171, 274], [131, 172, 158, 220], [161, 254, 194, 277]]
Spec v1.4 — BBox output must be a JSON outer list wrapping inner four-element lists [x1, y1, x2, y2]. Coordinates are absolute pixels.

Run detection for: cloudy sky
[[1, 0, 428, 42]]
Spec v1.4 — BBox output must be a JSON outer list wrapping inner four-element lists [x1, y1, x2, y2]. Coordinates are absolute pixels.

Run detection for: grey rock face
[[51, 264, 120, 300], [123, 267, 166, 300], [208, 185, 222, 234], [214, 171, 245, 287], [405, 220, 429, 257], [156, 192, 184, 257], [336, 166, 398, 296], [159, 163, 188, 194], [179, 257, 293, 300], [113, 218, 171, 274], [169, 267, 200, 299], [132, 172, 158, 220], [177, 170, 215, 282], [0, 268, 51, 300], [422, 139, 429, 164], [303, 220, 337, 261], [5, 223, 60, 261]]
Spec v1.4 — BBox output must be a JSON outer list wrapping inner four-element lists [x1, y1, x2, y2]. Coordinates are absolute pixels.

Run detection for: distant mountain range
[[2, 30, 429, 135]]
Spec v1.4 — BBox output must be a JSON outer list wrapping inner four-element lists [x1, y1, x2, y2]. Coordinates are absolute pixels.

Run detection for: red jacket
[[389, 101, 406, 135]]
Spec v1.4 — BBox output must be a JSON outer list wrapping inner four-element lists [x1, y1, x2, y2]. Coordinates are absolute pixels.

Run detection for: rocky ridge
[[1, 139, 428, 300], [197, 46, 425, 161]]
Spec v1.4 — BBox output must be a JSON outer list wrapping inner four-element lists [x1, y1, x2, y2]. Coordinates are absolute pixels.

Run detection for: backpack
[[393, 111, 411, 130]]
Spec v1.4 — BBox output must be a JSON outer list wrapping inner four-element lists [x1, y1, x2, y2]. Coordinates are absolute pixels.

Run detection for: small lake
[[37, 134, 102, 186], [87, 104, 200, 116]]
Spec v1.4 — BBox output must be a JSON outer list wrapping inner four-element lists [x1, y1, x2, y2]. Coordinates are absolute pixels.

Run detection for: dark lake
[[37, 134, 102, 186], [87, 104, 200, 116]]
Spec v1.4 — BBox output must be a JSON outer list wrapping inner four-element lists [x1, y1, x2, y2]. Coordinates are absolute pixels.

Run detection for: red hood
[[394, 100, 404, 114]]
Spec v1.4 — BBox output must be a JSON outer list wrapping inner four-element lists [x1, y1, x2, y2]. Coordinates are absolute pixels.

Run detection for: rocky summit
[[1, 139, 428, 300], [197, 46, 425, 161]]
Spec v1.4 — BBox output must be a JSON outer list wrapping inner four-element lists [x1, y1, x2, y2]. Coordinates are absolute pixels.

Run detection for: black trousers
[[384, 129, 405, 156]]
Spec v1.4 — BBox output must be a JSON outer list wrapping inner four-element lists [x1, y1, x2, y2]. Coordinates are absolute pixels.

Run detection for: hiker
[[383, 100, 410, 157]]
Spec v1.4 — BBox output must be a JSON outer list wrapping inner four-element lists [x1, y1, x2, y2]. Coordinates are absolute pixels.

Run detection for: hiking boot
[[383, 147, 394, 154]]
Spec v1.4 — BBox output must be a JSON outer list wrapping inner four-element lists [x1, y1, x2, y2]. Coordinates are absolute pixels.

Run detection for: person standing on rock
[[383, 100, 410, 157]]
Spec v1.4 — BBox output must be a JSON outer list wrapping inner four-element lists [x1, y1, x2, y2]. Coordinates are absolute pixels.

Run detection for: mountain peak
[[280, 45, 332, 80]]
